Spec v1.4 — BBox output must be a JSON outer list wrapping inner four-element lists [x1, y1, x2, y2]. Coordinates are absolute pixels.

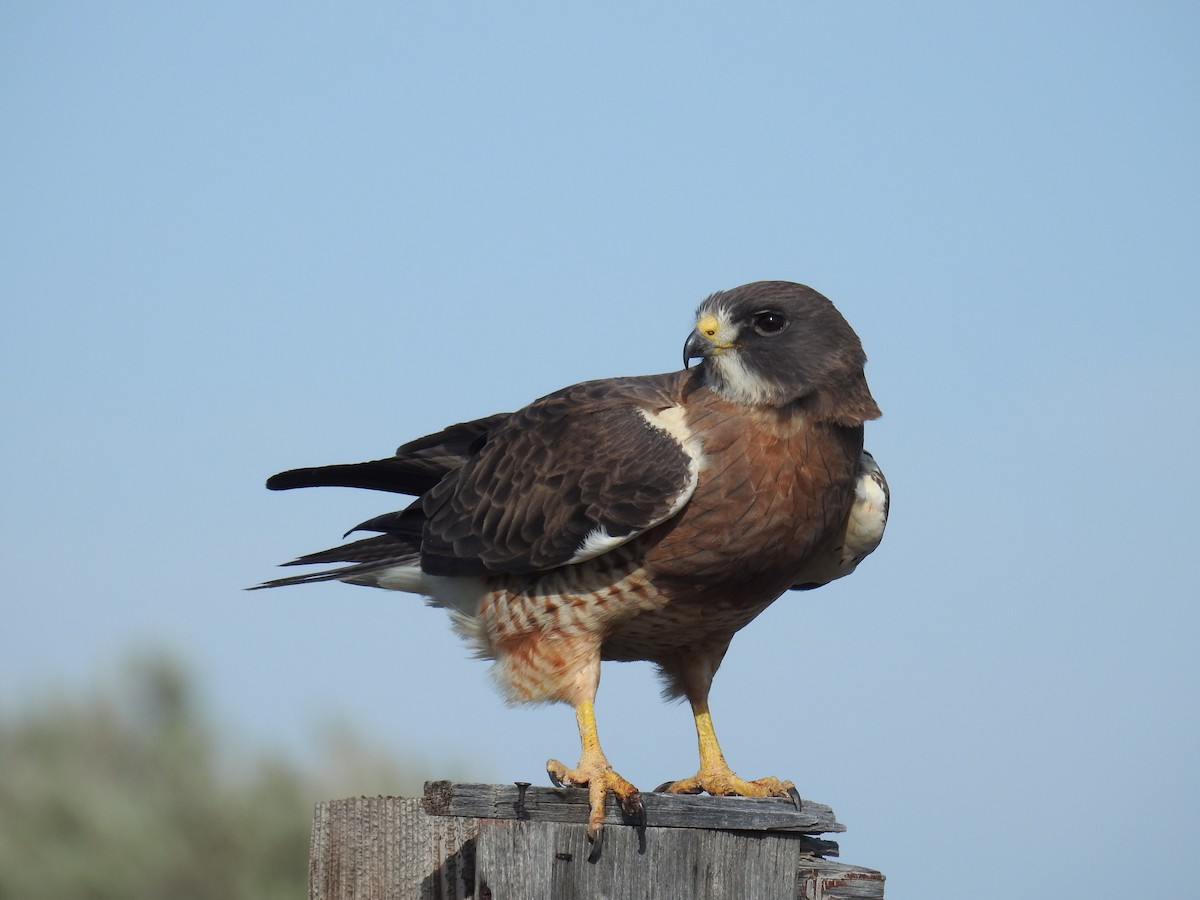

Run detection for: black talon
[[620, 791, 646, 826], [654, 781, 675, 792], [787, 786, 803, 811], [587, 824, 604, 861], [548, 770, 564, 788]]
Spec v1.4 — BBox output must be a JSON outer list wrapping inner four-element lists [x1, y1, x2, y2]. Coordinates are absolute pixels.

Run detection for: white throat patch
[[708, 353, 779, 406], [696, 300, 779, 406]]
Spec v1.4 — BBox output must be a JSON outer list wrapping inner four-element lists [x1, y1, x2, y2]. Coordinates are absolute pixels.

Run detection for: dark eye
[[752, 311, 787, 335]]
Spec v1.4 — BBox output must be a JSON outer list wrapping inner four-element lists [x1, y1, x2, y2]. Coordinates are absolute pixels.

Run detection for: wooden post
[[310, 782, 884, 899]]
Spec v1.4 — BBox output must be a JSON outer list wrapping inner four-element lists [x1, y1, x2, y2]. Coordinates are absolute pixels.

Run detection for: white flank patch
[[371, 562, 427, 593], [423, 572, 491, 653], [373, 563, 489, 626], [566, 526, 633, 565], [355, 556, 491, 659], [421, 572, 489, 618], [842, 451, 889, 565], [639, 405, 703, 519], [562, 405, 703, 566]]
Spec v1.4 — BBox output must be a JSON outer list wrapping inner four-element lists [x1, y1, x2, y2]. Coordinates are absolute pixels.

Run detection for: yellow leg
[[694, 699, 731, 774], [546, 700, 643, 843], [576, 698, 603, 757], [659, 697, 799, 803]]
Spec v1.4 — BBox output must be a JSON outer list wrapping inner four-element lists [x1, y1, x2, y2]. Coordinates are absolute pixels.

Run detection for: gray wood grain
[[797, 859, 887, 899], [475, 818, 818, 900], [309, 796, 477, 900], [309, 789, 884, 899], [423, 780, 845, 834]]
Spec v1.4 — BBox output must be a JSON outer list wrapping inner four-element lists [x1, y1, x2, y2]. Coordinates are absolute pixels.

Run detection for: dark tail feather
[[249, 534, 420, 590], [266, 460, 435, 495], [249, 564, 377, 590], [281, 533, 417, 567], [266, 412, 513, 496], [258, 414, 513, 588], [344, 505, 425, 538]]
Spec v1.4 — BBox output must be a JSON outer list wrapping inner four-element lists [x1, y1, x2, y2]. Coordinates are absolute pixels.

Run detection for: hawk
[[256, 280, 887, 845]]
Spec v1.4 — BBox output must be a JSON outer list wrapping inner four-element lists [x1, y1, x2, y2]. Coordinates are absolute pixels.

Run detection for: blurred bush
[[0, 652, 453, 900]]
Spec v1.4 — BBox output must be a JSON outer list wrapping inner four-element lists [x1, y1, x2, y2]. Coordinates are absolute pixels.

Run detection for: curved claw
[[653, 778, 704, 795], [786, 786, 803, 811], [547, 755, 641, 856], [656, 770, 797, 802], [586, 822, 604, 861], [619, 789, 646, 827]]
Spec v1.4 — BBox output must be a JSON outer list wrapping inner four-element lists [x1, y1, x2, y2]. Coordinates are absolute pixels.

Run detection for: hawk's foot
[[655, 768, 802, 809], [546, 754, 644, 845]]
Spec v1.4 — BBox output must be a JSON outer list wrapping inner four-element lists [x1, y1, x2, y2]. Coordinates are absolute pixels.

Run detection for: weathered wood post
[[309, 781, 884, 898]]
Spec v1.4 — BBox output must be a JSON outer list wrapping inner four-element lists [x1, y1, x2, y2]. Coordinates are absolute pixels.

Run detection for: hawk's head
[[684, 281, 881, 424]]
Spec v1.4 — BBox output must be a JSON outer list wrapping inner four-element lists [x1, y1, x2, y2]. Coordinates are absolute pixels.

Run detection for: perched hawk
[[256, 281, 887, 844]]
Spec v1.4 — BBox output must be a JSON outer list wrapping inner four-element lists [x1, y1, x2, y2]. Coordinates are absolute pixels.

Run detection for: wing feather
[[257, 373, 699, 586], [420, 376, 698, 576]]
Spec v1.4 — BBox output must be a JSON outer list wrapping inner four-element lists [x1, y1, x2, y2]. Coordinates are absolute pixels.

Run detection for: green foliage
[[0, 653, 443, 900]]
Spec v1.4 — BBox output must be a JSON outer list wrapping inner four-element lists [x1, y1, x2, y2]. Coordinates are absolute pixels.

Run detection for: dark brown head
[[684, 281, 881, 424]]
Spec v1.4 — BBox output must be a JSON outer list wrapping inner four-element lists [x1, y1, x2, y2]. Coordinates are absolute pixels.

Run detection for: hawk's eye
[[752, 311, 787, 336]]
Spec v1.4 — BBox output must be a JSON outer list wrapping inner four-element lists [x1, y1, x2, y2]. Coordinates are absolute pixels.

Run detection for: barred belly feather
[[474, 545, 664, 703]]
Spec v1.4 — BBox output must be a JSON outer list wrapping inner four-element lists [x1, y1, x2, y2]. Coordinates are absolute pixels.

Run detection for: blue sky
[[3, 3, 1197, 896]]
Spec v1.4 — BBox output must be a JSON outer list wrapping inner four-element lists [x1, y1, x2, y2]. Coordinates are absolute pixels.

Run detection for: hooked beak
[[683, 314, 727, 368], [683, 330, 708, 368]]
